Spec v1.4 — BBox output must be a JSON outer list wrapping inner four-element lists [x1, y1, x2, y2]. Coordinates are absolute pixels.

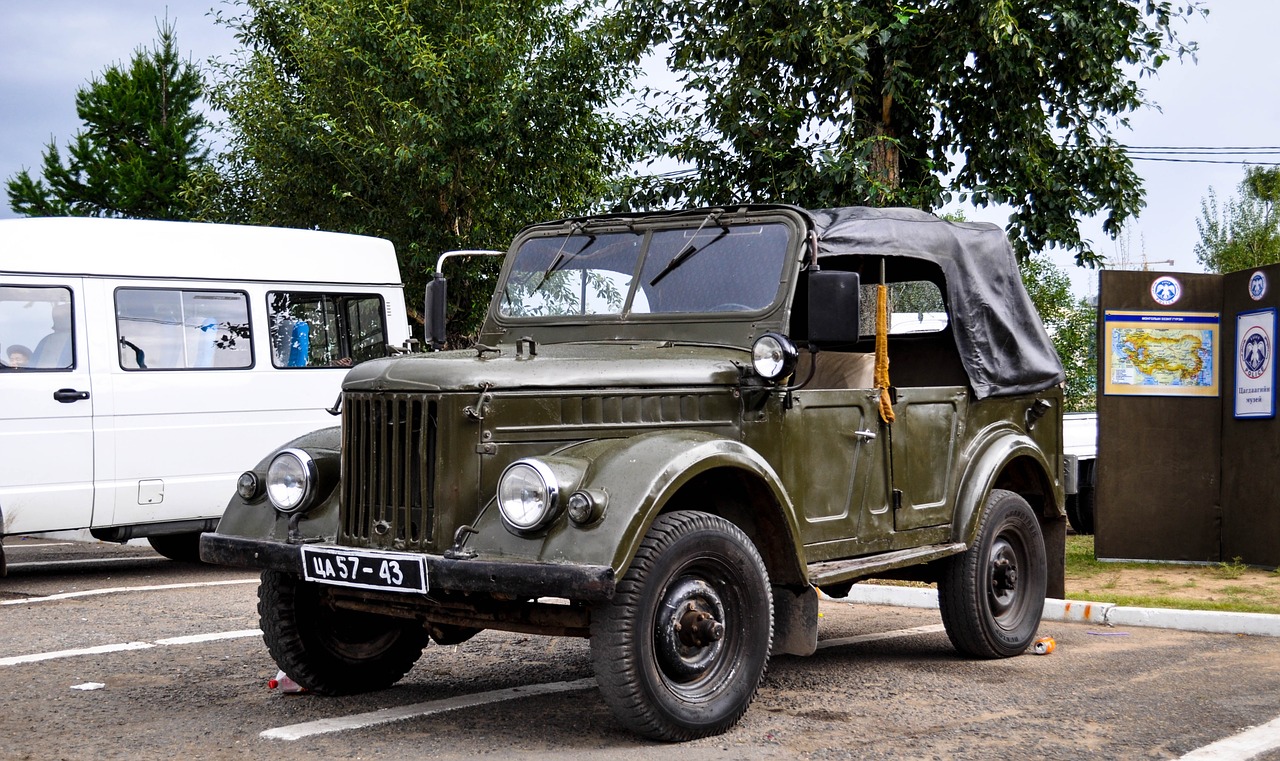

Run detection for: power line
[[1128, 156, 1280, 166]]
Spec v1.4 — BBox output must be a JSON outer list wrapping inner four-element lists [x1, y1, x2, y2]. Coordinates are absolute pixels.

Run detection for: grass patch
[[1062, 592, 1280, 615], [1064, 535, 1280, 615], [1213, 557, 1249, 580]]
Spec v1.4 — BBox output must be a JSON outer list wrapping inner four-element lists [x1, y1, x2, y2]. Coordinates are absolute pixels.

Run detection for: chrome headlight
[[752, 332, 798, 382], [266, 448, 317, 514], [497, 459, 560, 532]]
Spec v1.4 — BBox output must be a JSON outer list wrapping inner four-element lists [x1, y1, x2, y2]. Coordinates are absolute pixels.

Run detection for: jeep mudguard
[[951, 422, 1065, 597], [498, 429, 809, 586], [206, 426, 343, 543]]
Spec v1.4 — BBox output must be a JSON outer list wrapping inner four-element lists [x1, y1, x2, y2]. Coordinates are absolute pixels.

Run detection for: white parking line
[[0, 629, 261, 667], [260, 624, 950, 741], [1181, 715, 1280, 760], [1, 578, 259, 606], [0, 629, 261, 670], [261, 678, 599, 741], [1, 542, 78, 550], [7, 556, 167, 569]]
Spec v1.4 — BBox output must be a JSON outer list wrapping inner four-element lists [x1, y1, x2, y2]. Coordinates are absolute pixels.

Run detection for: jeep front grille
[[340, 392, 437, 549]]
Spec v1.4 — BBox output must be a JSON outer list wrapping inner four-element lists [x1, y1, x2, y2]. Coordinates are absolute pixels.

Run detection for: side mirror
[[807, 270, 861, 345], [424, 274, 448, 350]]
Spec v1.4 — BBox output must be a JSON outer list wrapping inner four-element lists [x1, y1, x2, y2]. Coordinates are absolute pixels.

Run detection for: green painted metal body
[[205, 205, 1066, 614]]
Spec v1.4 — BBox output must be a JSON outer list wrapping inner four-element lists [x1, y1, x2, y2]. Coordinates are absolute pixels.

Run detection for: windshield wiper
[[530, 228, 597, 293], [648, 210, 727, 287]]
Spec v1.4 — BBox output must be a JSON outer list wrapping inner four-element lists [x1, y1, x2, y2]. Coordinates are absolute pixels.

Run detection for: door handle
[[853, 429, 877, 441], [53, 388, 90, 403]]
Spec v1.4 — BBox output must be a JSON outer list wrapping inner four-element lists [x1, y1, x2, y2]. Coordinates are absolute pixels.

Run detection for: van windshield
[[500, 222, 791, 319]]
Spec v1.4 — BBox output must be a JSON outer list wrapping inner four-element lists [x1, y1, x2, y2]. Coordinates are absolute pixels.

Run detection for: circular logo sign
[[1241, 326, 1271, 380], [1151, 275, 1182, 306], [1249, 271, 1268, 301]]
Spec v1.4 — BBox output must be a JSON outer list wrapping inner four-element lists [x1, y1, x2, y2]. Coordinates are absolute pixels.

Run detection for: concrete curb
[[834, 585, 1280, 638]]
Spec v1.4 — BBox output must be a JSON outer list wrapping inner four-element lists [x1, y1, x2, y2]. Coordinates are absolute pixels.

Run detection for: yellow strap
[[875, 284, 895, 424]]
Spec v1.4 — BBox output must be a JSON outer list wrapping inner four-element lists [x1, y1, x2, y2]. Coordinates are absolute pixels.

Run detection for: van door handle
[[53, 388, 90, 403]]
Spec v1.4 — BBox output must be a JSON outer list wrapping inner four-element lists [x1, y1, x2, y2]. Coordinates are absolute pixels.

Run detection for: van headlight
[[497, 459, 560, 532], [266, 448, 317, 514]]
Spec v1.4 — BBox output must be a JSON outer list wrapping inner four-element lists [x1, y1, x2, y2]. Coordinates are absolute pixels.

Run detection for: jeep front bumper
[[199, 533, 617, 602]]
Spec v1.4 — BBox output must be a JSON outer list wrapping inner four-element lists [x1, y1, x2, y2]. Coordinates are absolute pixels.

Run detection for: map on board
[[1103, 312, 1219, 397]]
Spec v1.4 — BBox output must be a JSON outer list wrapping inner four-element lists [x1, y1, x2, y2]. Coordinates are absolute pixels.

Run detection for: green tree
[[617, 0, 1203, 267], [6, 20, 209, 219], [1020, 255, 1096, 411], [1194, 167, 1280, 273], [190, 0, 639, 338]]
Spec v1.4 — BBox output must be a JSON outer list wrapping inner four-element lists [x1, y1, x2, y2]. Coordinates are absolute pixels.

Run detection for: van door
[[0, 281, 96, 534]]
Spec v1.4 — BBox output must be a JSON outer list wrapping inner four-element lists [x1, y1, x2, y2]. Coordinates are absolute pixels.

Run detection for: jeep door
[[888, 386, 967, 530], [784, 387, 892, 561]]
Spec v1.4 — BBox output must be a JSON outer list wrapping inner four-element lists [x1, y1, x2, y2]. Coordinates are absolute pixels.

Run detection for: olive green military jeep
[[201, 205, 1067, 742]]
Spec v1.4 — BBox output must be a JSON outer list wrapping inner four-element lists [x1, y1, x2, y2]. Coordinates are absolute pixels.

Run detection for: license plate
[[301, 546, 428, 593]]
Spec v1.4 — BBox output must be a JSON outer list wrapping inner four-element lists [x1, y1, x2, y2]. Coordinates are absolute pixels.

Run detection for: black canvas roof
[[806, 206, 1066, 399]]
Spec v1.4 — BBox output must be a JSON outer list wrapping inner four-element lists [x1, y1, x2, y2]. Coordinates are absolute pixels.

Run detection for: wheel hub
[[655, 578, 726, 680], [988, 538, 1020, 614]]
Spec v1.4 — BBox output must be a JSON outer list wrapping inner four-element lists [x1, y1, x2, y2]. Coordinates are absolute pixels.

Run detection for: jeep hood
[[343, 342, 745, 392]]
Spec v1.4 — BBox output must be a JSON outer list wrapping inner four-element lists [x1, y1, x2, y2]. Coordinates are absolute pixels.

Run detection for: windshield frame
[[489, 208, 805, 332]]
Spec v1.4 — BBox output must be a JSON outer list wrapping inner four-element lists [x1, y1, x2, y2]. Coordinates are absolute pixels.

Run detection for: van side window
[[0, 285, 75, 370], [115, 288, 252, 370], [268, 292, 388, 368]]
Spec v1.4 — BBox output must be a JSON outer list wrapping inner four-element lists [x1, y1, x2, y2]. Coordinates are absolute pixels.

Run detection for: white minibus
[[0, 218, 411, 570]]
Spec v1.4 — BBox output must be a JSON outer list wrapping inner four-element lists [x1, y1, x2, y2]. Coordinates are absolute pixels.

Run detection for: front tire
[[258, 570, 430, 694], [590, 511, 773, 741], [939, 490, 1047, 658]]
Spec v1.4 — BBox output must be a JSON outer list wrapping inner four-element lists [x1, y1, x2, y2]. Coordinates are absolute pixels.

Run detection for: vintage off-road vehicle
[[201, 205, 1068, 741]]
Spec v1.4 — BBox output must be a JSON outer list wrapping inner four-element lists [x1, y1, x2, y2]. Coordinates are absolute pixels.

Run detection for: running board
[[807, 542, 966, 586]]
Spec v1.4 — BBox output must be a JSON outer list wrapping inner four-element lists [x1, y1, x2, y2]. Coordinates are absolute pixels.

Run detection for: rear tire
[[258, 570, 429, 694], [147, 532, 203, 563], [590, 511, 773, 741], [939, 490, 1046, 658]]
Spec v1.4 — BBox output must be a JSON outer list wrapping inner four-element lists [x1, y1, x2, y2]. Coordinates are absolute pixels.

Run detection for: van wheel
[[147, 532, 203, 563], [1065, 461, 1096, 535], [939, 490, 1046, 659], [590, 511, 773, 741], [258, 570, 429, 694]]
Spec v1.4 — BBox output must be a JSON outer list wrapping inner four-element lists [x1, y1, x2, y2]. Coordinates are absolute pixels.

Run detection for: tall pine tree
[[6, 19, 210, 219]]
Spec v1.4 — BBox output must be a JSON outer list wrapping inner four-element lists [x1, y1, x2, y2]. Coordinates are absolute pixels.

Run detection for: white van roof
[[1, 217, 403, 285]]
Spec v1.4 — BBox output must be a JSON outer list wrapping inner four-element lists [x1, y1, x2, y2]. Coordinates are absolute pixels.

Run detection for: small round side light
[[236, 471, 260, 501], [567, 489, 607, 525]]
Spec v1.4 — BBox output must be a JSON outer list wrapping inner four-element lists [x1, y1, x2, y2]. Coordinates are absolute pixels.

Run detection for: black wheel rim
[[987, 530, 1028, 630], [651, 557, 742, 700], [304, 585, 404, 661]]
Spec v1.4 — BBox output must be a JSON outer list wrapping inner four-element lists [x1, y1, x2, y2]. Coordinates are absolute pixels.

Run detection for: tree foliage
[[1194, 167, 1280, 274], [5, 20, 209, 219], [1020, 255, 1095, 411], [617, 0, 1204, 266], [189, 0, 640, 338]]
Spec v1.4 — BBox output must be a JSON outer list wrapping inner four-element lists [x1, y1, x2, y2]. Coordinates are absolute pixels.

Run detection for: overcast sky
[[3, 1, 1278, 297]]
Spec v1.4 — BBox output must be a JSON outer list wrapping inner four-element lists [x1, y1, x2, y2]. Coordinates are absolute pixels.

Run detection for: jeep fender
[[531, 429, 808, 585], [211, 426, 343, 542], [952, 426, 1062, 548]]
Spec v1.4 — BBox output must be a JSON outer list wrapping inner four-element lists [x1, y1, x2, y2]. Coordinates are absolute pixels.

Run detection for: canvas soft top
[[806, 206, 1065, 399]]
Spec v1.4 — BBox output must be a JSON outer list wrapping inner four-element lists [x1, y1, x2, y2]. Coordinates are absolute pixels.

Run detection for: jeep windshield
[[499, 219, 793, 319]]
